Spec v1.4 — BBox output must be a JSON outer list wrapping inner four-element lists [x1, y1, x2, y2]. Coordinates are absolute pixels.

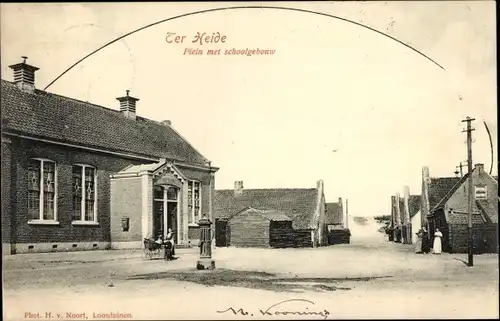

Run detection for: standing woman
[[421, 227, 430, 254], [415, 229, 423, 254], [433, 228, 443, 254], [166, 228, 175, 256]]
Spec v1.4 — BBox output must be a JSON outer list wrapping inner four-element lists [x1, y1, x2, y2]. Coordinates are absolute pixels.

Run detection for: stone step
[[175, 244, 192, 249]]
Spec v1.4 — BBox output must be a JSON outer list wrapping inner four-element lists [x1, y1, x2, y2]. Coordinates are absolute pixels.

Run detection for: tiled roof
[[429, 176, 464, 212], [325, 202, 343, 225], [236, 208, 292, 222], [476, 199, 498, 224], [1, 80, 208, 165], [409, 195, 421, 218], [214, 188, 318, 230]]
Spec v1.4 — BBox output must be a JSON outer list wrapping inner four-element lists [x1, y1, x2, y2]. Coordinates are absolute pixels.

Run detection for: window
[[188, 181, 201, 224], [72, 165, 97, 222], [475, 185, 487, 200], [28, 159, 57, 221]]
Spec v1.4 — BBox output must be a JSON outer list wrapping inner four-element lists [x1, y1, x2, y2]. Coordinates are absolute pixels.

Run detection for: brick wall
[[11, 138, 145, 244], [448, 223, 498, 253], [1, 139, 12, 245], [188, 225, 200, 243], [110, 177, 142, 242], [445, 171, 498, 214]]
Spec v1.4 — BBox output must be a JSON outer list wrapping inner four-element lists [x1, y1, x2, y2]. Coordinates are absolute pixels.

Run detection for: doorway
[[153, 185, 179, 244], [153, 186, 165, 239], [215, 219, 230, 247]]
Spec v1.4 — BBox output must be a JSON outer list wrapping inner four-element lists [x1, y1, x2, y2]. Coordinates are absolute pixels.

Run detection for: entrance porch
[[110, 159, 209, 249]]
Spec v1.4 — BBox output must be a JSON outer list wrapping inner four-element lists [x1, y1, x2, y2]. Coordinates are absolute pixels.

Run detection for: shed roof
[[1, 80, 209, 165], [325, 202, 343, 225], [233, 207, 292, 222], [214, 188, 318, 229]]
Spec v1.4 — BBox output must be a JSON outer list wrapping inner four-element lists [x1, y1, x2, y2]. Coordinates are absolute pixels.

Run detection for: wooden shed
[[228, 208, 294, 248]]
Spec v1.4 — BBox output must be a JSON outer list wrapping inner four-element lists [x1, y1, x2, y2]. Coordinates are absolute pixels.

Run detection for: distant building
[[423, 164, 498, 253], [214, 180, 327, 248], [325, 198, 344, 230], [325, 198, 351, 245], [407, 194, 422, 243], [1, 57, 218, 255]]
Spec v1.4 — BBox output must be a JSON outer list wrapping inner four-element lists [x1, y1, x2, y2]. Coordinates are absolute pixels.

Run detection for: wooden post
[[462, 117, 475, 267]]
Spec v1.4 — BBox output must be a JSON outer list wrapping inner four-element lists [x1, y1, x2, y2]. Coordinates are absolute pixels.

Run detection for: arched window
[[72, 164, 98, 223], [28, 158, 57, 222], [167, 186, 178, 201]]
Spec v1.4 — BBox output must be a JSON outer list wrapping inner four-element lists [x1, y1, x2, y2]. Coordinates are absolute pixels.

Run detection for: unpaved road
[[3, 233, 498, 320]]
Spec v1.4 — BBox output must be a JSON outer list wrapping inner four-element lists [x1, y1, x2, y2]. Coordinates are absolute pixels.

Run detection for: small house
[[399, 186, 421, 244], [423, 164, 498, 253], [228, 207, 295, 248], [214, 180, 327, 248], [325, 198, 344, 230], [325, 198, 350, 244]]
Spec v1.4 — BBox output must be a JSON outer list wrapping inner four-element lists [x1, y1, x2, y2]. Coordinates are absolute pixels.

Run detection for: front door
[[153, 186, 166, 239], [153, 200, 164, 239]]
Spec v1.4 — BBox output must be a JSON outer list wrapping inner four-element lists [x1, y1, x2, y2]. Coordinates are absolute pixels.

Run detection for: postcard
[[1, 1, 498, 320]]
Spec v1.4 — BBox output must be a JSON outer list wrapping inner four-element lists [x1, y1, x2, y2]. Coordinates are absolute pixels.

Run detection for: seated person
[[155, 235, 164, 245]]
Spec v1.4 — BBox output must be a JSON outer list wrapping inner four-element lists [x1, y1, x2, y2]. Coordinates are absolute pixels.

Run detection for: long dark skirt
[[421, 234, 431, 253]]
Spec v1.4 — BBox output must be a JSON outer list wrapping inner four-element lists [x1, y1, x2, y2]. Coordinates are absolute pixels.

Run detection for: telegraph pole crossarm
[[461, 117, 475, 267]]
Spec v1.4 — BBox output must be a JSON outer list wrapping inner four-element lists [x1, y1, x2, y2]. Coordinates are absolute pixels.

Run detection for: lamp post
[[197, 214, 215, 270]]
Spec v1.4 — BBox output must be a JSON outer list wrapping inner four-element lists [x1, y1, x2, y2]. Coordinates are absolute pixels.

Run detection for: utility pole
[[461, 117, 475, 267]]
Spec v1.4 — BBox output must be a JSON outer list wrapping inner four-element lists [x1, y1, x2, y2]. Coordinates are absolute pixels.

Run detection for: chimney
[[474, 163, 484, 173], [403, 186, 410, 225], [422, 166, 430, 184], [8, 56, 39, 93], [161, 120, 172, 126], [116, 90, 139, 120], [338, 197, 344, 226], [395, 192, 401, 226], [234, 181, 244, 196]]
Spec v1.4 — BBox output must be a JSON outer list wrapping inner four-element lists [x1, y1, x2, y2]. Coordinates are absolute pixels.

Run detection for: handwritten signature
[[217, 299, 331, 319]]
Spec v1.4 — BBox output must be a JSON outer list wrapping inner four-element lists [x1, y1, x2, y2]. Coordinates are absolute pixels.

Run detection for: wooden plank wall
[[229, 213, 270, 248], [269, 221, 295, 248]]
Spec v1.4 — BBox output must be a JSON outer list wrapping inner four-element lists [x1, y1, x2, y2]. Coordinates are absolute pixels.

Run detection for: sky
[[1, 2, 497, 217]]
